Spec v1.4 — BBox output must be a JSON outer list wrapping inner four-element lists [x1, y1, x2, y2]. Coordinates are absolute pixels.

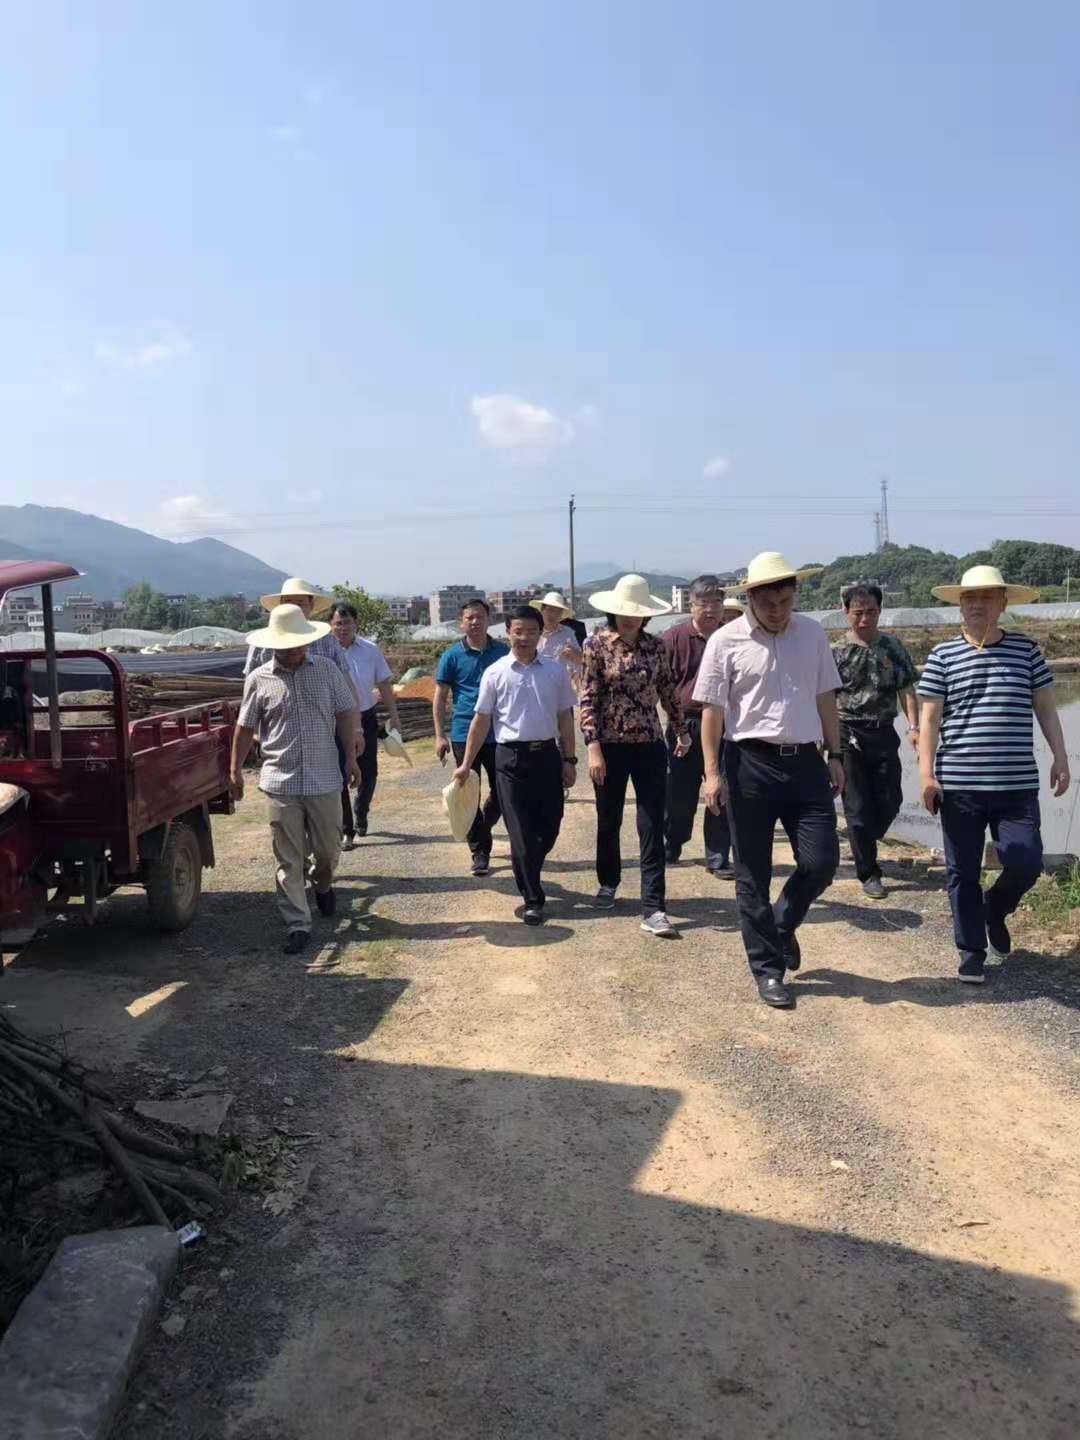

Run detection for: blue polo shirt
[[436, 637, 510, 744]]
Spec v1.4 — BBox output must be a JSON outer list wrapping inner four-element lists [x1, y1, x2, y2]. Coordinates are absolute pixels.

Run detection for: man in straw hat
[[662, 578, 741, 877], [451, 605, 577, 925], [832, 581, 920, 900], [918, 565, 1069, 983], [695, 552, 844, 1008], [230, 604, 361, 955]]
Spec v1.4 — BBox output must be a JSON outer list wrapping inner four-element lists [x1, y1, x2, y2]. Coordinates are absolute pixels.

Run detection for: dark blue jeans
[[939, 789, 1042, 963]]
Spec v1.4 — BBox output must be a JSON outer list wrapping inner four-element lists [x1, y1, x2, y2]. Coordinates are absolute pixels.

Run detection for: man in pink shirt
[[694, 552, 845, 1008]]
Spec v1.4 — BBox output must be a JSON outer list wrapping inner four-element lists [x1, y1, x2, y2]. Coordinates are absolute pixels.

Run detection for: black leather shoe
[[522, 906, 544, 926], [757, 976, 793, 1008], [315, 888, 336, 918], [355, 819, 368, 837], [779, 931, 801, 972], [283, 930, 309, 955]]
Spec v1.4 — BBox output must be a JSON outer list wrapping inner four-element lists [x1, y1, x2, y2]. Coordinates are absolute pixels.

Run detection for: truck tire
[[143, 821, 203, 931]]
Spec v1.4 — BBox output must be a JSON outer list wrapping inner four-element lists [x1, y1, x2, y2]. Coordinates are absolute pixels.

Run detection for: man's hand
[[588, 744, 606, 787], [354, 734, 365, 758], [561, 760, 577, 790], [1050, 759, 1071, 798], [435, 737, 450, 765], [828, 757, 845, 796], [345, 759, 362, 788], [704, 774, 726, 814], [921, 775, 943, 815], [229, 769, 244, 801], [907, 727, 920, 752], [673, 733, 692, 759], [451, 764, 472, 786]]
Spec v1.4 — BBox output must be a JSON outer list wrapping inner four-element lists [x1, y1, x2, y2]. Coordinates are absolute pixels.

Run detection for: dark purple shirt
[[662, 621, 712, 715]]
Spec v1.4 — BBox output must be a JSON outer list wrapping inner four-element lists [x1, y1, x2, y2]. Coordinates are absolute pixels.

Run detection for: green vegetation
[[797, 540, 1080, 610], [120, 581, 261, 631], [1022, 864, 1080, 932]]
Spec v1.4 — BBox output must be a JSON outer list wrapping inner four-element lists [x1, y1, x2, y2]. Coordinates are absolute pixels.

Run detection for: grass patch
[[1022, 864, 1080, 930]]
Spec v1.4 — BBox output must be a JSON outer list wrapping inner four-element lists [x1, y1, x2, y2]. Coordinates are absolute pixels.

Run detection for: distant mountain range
[[0, 505, 288, 601]]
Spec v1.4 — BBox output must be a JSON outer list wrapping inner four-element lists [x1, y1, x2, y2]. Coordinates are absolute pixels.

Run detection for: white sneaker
[[641, 911, 678, 938]]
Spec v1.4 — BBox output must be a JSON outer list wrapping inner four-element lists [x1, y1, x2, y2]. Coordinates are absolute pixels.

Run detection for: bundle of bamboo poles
[[127, 673, 245, 717]]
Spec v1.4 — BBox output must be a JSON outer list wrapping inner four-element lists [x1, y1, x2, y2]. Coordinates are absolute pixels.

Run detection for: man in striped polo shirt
[[918, 565, 1070, 983]]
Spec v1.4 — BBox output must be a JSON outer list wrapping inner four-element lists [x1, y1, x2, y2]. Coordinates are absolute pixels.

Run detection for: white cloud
[[94, 330, 193, 371], [156, 495, 230, 538], [470, 394, 574, 460], [269, 123, 302, 144], [703, 455, 730, 478]]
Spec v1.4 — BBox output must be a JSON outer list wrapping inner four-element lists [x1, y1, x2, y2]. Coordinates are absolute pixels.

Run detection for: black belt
[[737, 738, 819, 758], [840, 715, 890, 729], [499, 738, 557, 751]]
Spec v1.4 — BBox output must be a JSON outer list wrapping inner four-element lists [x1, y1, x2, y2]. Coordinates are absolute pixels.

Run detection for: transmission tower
[[879, 476, 890, 546]]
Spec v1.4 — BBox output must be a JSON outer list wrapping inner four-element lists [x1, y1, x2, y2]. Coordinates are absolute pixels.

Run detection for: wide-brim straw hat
[[588, 573, 672, 618], [732, 552, 824, 592], [260, 576, 334, 616], [246, 603, 331, 651], [442, 771, 480, 842], [532, 590, 575, 620], [931, 565, 1039, 605], [721, 596, 745, 613], [381, 726, 413, 766]]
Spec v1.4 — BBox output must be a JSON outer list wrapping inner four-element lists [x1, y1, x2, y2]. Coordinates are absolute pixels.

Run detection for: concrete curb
[[0, 1225, 179, 1439]]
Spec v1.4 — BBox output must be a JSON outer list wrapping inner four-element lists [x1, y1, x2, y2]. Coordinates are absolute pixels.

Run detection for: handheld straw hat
[[588, 573, 672, 618], [245, 603, 331, 650], [732, 552, 824, 592], [533, 590, 575, 619], [931, 565, 1039, 605], [442, 770, 480, 842], [260, 576, 334, 616], [381, 726, 413, 766]]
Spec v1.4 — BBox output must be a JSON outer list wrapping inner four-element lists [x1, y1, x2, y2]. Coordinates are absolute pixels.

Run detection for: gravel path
[[8, 746, 1080, 1439]]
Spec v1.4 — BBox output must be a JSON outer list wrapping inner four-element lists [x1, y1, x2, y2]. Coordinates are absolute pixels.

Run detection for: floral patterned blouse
[[579, 626, 687, 745]]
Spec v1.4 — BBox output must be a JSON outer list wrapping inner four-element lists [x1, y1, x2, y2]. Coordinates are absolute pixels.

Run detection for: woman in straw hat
[[579, 574, 691, 937], [918, 565, 1069, 984], [230, 605, 361, 955], [694, 551, 843, 1008], [533, 591, 583, 676]]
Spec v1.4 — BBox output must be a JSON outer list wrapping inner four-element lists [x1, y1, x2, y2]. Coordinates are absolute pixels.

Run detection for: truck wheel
[[143, 821, 203, 931]]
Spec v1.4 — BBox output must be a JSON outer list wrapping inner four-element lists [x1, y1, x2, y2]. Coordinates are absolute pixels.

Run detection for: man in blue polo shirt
[[433, 597, 509, 876]]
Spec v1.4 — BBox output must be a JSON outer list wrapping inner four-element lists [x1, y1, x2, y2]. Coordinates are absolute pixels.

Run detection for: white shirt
[[474, 654, 577, 743], [337, 637, 392, 710], [536, 624, 581, 668]]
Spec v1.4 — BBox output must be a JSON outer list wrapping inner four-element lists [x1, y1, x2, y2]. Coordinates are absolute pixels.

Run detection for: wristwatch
[[827, 750, 843, 762], [563, 756, 578, 765]]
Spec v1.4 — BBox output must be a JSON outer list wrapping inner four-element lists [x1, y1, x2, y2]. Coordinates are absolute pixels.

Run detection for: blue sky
[[2, 2, 1079, 593]]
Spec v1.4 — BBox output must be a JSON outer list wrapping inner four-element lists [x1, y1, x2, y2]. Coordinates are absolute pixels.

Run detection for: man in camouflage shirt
[[831, 582, 919, 899]]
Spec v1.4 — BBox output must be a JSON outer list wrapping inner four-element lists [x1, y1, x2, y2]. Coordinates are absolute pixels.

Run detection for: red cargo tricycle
[[0, 561, 239, 952]]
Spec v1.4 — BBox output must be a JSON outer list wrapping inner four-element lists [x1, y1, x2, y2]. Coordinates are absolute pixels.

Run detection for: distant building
[[0, 592, 36, 633], [429, 585, 484, 626], [671, 584, 691, 613], [386, 595, 431, 625], [64, 592, 103, 632], [486, 584, 548, 621]]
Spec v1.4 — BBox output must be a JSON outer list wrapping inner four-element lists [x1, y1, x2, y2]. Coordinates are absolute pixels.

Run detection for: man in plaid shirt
[[231, 604, 360, 954]]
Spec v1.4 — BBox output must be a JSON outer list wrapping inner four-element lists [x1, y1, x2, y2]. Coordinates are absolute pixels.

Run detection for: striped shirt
[[918, 632, 1053, 791], [238, 654, 356, 797]]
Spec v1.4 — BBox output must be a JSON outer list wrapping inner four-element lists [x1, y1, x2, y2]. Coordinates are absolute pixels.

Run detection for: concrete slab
[[0, 1226, 179, 1440], [134, 1091, 234, 1136]]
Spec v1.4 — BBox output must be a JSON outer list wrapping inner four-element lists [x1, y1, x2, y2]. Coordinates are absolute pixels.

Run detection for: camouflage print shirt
[[831, 631, 917, 725]]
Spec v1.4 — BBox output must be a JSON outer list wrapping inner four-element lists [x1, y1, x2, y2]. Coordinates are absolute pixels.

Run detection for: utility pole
[[568, 494, 577, 615], [873, 511, 881, 553], [879, 476, 890, 547], [1066, 572, 1072, 602]]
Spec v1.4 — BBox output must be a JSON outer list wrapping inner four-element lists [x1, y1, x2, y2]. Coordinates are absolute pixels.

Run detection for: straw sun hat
[[532, 590, 575, 619], [931, 565, 1039, 605], [721, 596, 745, 614], [588, 573, 672, 618], [245, 604, 331, 650], [732, 552, 824, 593], [260, 577, 334, 616], [442, 770, 480, 841]]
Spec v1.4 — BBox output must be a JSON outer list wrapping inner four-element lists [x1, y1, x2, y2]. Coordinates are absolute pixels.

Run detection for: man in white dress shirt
[[329, 601, 402, 845], [452, 606, 577, 925]]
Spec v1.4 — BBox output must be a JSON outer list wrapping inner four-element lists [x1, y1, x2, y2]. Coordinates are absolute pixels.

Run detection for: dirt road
[[7, 746, 1080, 1439]]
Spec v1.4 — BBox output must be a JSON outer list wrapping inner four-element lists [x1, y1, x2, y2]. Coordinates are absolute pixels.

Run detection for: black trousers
[[593, 740, 667, 915], [665, 716, 731, 866], [940, 789, 1042, 963], [451, 741, 502, 857], [494, 742, 565, 907], [336, 706, 380, 836], [840, 721, 903, 881], [726, 741, 839, 979]]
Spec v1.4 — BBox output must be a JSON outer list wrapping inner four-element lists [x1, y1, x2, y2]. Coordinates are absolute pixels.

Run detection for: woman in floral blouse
[[580, 574, 691, 937]]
